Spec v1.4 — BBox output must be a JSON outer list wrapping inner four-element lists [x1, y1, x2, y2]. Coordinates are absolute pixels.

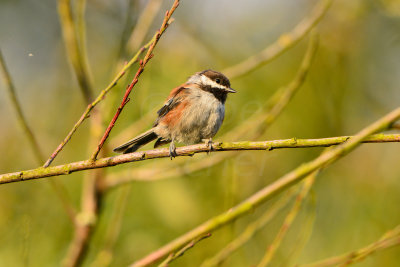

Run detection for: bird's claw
[[169, 141, 177, 160], [204, 138, 213, 154]]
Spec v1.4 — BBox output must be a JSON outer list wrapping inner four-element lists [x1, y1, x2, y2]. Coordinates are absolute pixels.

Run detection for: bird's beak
[[225, 87, 237, 93]]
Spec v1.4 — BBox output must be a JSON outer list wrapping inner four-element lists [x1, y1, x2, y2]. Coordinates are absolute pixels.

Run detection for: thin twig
[[285, 190, 317, 267], [62, 168, 103, 267], [158, 234, 212, 267], [90, 0, 180, 160], [116, 0, 139, 60], [105, 32, 319, 188], [300, 225, 400, 267], [257, 172, 317, 267], [222, 0, 332, 78], [129, 106, 400, 267], [0, 49, 77, 222], [126, 0, 164, 55], [1, 134, 400, 185], [200, 188, 296, 267], [75, 0, 91, 87], [58, 0, 93, 103], [90, 185, 131, 267]]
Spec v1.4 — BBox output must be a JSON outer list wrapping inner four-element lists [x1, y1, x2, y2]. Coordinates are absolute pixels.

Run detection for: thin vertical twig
[[90, 185, 132, 267], [58, 0, 94, 103], [126, 0, 164, 55], [91, 0, 180, 160], [117, 0, 140, 60], [0, 49, 77, 222]]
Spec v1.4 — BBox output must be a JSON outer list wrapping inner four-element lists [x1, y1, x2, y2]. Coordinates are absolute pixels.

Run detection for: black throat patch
[[202, 86, 228, 104]]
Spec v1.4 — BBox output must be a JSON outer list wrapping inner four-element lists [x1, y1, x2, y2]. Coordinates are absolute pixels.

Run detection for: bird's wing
[[153, 84, 194, 127]]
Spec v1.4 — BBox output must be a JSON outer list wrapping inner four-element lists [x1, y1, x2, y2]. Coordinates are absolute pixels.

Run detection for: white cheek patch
[[200, 75, 228, 91]]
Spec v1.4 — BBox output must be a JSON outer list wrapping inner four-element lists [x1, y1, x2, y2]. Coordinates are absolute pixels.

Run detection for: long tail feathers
[[113, 128, 157, 154]]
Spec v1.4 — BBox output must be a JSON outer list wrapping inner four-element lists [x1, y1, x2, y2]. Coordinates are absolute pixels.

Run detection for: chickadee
[[113, 69, 236, 158]]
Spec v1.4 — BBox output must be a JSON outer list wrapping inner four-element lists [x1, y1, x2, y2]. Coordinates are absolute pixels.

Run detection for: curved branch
[[0, 134, 399, 185]]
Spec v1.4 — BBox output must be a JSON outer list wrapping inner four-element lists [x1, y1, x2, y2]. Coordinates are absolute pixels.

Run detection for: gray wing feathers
[[113, 128, 157, 153]]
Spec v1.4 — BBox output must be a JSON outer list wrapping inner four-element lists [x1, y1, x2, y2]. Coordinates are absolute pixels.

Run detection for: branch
[[222, 0, 332, 78], [1, 134, 400, 185], [90, 0, 180, 160], [300, 225, 400, 267], [129, 106, 400, 267]]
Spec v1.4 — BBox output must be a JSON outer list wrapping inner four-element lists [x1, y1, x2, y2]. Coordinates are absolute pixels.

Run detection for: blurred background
[[0, 0, 400, 266]]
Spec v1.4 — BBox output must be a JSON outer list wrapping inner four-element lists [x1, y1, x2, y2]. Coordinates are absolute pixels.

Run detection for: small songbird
[[113, 70, 236, 158]]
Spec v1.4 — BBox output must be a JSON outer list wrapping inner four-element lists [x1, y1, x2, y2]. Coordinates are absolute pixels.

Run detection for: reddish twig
[[43, 34, 153, 167], [90, 0, 180, 160]]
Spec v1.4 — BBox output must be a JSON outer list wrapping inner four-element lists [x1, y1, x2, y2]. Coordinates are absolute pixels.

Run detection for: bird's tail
[[113, 128, 157, 154]]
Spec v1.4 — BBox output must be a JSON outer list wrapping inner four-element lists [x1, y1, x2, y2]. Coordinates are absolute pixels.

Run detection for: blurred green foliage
[[0, 0, 399, 266]]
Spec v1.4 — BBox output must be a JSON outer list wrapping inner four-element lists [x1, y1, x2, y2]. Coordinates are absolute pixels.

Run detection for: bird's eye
[[215, 78, 221, 84]]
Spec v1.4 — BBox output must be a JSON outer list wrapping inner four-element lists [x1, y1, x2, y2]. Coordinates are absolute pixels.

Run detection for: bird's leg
[[169, 139, 177, 160], [203, 138, 213, 154]]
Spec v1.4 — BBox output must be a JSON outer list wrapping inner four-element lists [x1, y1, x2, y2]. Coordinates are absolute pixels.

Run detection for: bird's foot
[[169, 141, 177, 160]]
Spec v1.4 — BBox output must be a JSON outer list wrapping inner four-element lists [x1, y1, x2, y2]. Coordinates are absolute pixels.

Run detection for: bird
[[113, 69, 236, 158]]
